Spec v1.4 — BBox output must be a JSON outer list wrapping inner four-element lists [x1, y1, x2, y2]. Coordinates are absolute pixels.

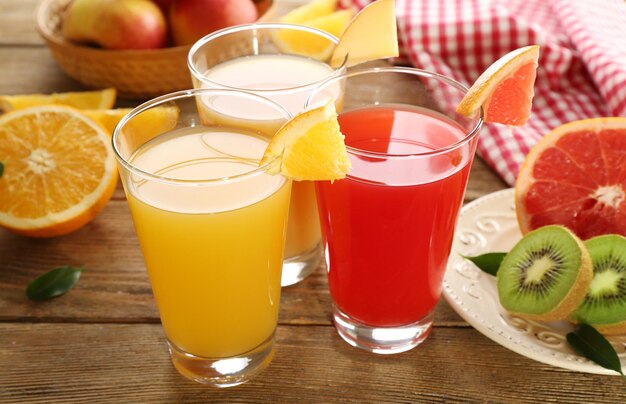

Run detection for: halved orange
[[0, 88, 117, 112], [260, 99, 350, 181], [515, 117, 626, 240], [0, 106, 118, 237], [456, 46, 540, 126]]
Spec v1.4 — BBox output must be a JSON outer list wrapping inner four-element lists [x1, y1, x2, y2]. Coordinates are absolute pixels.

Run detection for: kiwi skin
[[570, 234, 626, 335], [497, 226, 593, 322]]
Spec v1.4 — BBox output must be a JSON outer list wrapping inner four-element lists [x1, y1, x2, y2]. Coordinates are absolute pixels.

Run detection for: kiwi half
[[571, 234, 626, 335], [497, 225, 593, 322]]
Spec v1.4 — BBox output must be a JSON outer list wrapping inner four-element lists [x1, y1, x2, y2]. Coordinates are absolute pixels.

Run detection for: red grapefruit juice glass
[[306, 67, 483, 354]]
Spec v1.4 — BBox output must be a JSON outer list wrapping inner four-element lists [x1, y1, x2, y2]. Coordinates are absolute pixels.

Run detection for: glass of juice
[[307, 67, 483, 354], [187, 23, 346, 286], [112, 89, 293, 387]]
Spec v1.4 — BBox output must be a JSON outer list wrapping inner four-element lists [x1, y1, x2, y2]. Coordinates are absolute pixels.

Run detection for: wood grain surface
[[0, 0, 624, 402]]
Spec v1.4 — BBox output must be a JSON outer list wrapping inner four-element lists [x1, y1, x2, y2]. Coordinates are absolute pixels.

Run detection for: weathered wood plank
[[0, 0, 43, 46], [1, 323, 623, 403], [0, 47, 86, 95]]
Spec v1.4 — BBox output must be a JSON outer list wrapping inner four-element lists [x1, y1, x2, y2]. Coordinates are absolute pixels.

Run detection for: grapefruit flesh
[[516, 118, 626, 240], [483, 62, 538, 126], [456, 45, 539, 126]]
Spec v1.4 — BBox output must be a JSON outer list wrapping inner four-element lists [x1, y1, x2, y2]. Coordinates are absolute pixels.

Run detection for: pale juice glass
[[188, 23, 345, 286]]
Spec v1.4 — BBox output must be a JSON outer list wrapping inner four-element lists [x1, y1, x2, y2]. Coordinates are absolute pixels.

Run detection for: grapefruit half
[[515, 117, 626, 240]]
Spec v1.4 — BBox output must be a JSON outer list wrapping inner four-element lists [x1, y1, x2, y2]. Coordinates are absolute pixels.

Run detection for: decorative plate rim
[[443, 188, 626, 375]]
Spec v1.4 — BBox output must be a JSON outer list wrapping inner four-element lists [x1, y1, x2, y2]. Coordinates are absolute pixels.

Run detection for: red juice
[[316, 104, 477, 327]]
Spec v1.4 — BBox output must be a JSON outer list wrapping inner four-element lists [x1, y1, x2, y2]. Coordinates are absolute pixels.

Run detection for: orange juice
[[197, 54, 344, 268], [124, 126, 291, 358]]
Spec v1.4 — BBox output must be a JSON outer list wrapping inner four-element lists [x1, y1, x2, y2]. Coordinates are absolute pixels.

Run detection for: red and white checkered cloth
[[341, 0, 626, 186]]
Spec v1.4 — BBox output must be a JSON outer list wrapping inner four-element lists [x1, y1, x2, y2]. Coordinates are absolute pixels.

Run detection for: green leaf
[[26, 266, 83, 301], [461, 252, 507, 276], [566, 324, 624, 377], [0, 161, 4, 178]]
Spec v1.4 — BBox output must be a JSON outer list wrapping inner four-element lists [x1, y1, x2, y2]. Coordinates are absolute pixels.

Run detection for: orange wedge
[[456, 46, 540, 126], [280, 0, 337, 24], [83, 106, 179, 136], [0, 106, 118, 237], [260, 100, 350, 181], [0, 88, 117, 113], [83, 108, 133, 134], [329, 0, 399, 68], [305, 9, 355, 39], [273, 9, 354, 61]]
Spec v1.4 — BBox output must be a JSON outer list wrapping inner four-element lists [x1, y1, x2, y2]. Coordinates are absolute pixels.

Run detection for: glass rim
[[306, 66, 484, 159], [187, 22, 346, 93], [111, 88, 292, 186]]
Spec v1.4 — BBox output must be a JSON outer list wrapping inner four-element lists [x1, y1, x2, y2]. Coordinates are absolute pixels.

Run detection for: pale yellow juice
[[124, 127, 291, 358], [197, 54, 344, 259]]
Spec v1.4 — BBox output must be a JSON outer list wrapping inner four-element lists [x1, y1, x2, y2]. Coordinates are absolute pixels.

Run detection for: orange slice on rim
[[260, 99, 350, 181]]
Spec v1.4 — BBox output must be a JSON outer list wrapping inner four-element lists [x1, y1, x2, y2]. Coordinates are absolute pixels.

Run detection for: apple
[[63, 0, 167, 50], [151, 0, 176, 14], [169, 0, 258, 46]]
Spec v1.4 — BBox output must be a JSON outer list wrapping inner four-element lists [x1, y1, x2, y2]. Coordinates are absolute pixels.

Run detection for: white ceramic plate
[[443, 188, 626, 375]]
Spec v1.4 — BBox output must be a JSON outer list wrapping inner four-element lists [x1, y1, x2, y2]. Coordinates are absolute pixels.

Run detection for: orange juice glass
[[112, 89, 292, 387]]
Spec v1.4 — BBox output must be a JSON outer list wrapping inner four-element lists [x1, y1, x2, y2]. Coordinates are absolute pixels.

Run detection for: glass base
[[333, 306, 433, 354], [281, 242, 322, 287], [168, 333, 275, 387]]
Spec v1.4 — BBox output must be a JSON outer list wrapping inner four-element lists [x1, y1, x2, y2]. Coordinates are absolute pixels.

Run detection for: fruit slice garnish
[[259, 99, 350, 181], [515, 117, 626, 240], [0, 106, 118, 237], [329, 0, 399, 68], [83, 108, 133, 134], [0, 88, 117, 112], [496, 225, 593, 322], [274, 9, 355, 60], [456, 45, 539, 126], [571, 234, 626, 335], [279, 0, 336, 24], [83, 106, 179, 135], [304, 9, 355, 39]]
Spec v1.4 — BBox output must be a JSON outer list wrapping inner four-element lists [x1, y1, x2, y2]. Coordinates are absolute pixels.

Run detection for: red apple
[[169, 0, 258, 46], [151, 0, 176, 14], [63, 0, 167, 50]]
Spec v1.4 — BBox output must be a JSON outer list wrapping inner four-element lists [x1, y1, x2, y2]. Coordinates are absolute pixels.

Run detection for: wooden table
[[1, 1, 624, 402]]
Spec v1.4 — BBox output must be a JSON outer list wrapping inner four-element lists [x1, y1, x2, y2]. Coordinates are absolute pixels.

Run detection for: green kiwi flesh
[[571, 234, 626, 335], [497, 225, 592, 321]]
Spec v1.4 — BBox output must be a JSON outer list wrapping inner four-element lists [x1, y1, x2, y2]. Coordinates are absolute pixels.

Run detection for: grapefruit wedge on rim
[[515, 117, 626, 240], [456, 45, 540, 126]]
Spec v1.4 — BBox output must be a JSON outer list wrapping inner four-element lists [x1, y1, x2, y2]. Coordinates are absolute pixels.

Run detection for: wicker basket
[[36, 0, 275, 99]]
